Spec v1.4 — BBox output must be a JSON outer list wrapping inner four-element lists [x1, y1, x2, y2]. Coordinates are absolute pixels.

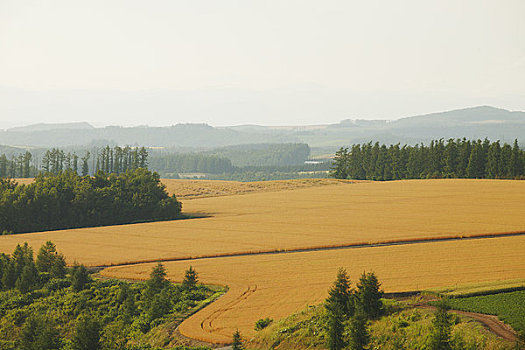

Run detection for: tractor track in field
[[96, 231, 525, 345], [200, 284, 258, 337], [96, 230, 525, 269]]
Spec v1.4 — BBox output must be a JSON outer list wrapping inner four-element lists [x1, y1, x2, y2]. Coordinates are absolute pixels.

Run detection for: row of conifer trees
[[0, 146, 148, 178], [332, 139, 524, 180]]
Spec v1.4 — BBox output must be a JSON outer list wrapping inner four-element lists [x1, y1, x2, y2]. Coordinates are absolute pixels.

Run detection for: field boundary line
[[97, 230, 525, 268]]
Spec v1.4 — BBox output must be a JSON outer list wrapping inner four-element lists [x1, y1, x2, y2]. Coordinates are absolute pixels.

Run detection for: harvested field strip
[[97, 230, 525, 268], [101, 234, 525, 344], [1, 179, 524, 267]]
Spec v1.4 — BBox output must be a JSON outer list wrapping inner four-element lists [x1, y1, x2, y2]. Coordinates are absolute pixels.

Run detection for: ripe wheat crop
[[101, 234, 525, 344], [0, 179, 524, 267]]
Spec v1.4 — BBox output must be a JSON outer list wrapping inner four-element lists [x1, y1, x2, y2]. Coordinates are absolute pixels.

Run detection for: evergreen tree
[[443, 139, 458, 177], [511, 139, 523, 178], [347, 313, 369, 350], [232, 330, 245, 350], [182, 265, 198, 290], [466, 142, 485, 178], [16, 264, 38, 293], [145, 262, 169, 299], [12, 243, 34, 276], [139, 147, 149, 168], [36, 241, 59, 273], [355, 272, 383, 319], [148, 289, 172, 322], [36, 241, 67, 279], [428, 300, 453, 350], [50, 254, 67, 279], [81, 152, 90, 176], [326, 306, 346, 350], [19, 315, 61, 350], [1, 261, 17, 290], [325, 267, 354, 317], [0, 253, 9, 290], [72, 314, 102, 350], [331, 147, 349, 179], [486, 141, 502, 178], [70, 264, 91, 292]]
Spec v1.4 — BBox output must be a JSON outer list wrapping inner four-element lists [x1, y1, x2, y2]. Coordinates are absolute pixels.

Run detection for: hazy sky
[[1, 0, 524, 128]]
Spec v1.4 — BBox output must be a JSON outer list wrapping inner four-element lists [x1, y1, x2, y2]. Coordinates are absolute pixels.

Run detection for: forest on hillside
[[0, 242, 216, 349], [332, 139, 525, 180], [0, 143, 318, 181]]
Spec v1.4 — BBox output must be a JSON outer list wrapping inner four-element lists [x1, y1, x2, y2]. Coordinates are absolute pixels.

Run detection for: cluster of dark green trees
[[93, 146, 148, 175], [0, 145, 149, 178], [41, 148, 83, 175], [0, 242, 214, 350], [323, 271, 491, 350], [0, 168, 181, 234], [0, 242, 69, 294], [41, 146, 148, 176], [0, 152, 37, 178], [324, 269, 384, 350], [332, 139, 525, 180]]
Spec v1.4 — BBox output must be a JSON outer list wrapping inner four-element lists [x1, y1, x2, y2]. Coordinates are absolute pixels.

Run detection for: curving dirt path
[[416, 304, 517, 342], [100, 232, 525, 344]]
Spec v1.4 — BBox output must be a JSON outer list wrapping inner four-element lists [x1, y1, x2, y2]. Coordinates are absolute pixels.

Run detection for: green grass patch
[[248, 299, 513, 350], [446, 290, 525, 333]]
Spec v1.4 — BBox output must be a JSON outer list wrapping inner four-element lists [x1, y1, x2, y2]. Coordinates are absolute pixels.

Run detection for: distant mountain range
[[8, 122, 95, 133], [1, 106, 524, 152]]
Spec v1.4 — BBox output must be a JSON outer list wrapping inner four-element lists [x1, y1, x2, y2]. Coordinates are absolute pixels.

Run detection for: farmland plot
[[101, 235, 525, 344], [0, 179, 524, 267]]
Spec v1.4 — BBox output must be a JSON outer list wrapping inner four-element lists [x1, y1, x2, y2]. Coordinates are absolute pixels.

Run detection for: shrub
[[255, 317, 273, 331]]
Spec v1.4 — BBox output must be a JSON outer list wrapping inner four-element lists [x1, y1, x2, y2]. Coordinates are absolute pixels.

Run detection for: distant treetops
[[332, 138, 525, 180], [0, 168, 181, 235], [0, 145, 149, 179]]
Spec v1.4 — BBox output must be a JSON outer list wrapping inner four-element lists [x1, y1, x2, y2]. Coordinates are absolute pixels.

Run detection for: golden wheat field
[[0, 179, 524, 266], [160, 178, 349, 199], [101, 235, 525, 344]]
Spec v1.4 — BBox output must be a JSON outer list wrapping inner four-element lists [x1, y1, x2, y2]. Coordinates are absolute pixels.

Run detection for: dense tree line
[[93, 146, 148, 175], [209, 143, 310, 167], [42, 146, 148, 176], [0, 168, 181, 234], [149, 153, 234, 175], [0, 145, 149, 178], [149, 143, 312, 177], [0, 242, 214, 350], [332, 139, 525, 180], [0, 152, 37, 178]]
